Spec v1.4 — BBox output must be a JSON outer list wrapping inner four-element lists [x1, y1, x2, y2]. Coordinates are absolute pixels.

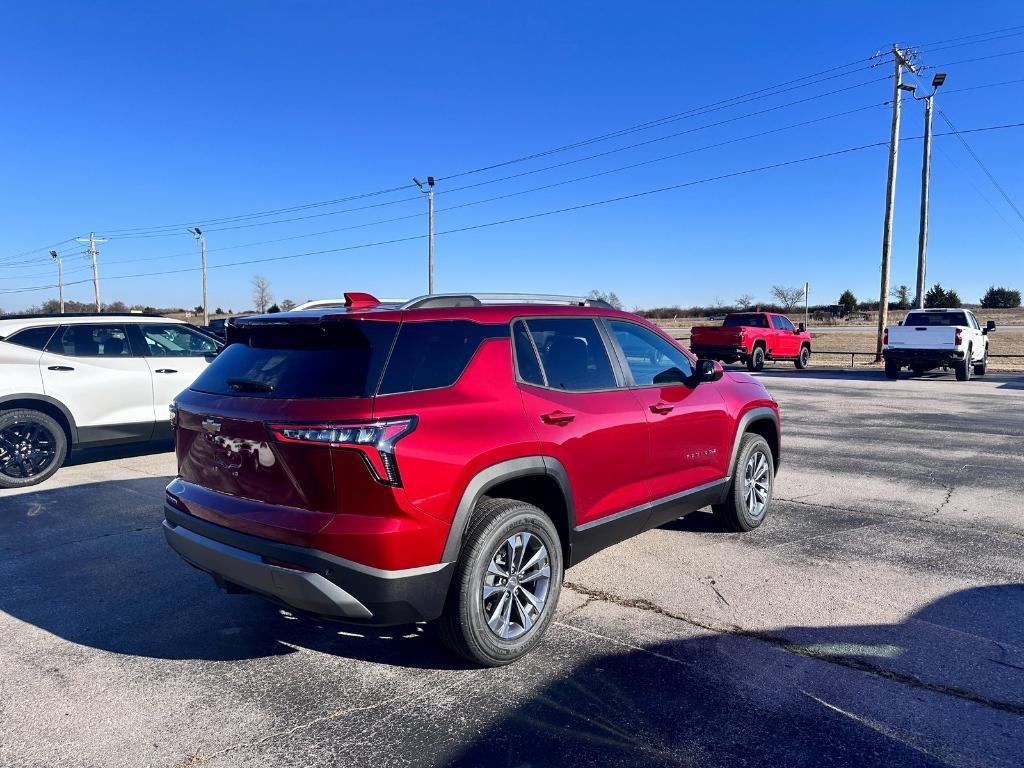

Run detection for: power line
[[914, 29, 1024, 55], [5, 54, 892, 252], [912, 24, 1024, 49], [4, 121, 1021, 297], [5, 100, 890, 277]]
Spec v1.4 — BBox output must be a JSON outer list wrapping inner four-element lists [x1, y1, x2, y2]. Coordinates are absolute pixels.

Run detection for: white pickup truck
[[883, 308, 995, 381]]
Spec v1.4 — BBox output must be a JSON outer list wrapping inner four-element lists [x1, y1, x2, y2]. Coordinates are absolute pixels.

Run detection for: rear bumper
[[163, 504, 453, 626], [691, 344, 746, 359], [883, 348, 965, 365]]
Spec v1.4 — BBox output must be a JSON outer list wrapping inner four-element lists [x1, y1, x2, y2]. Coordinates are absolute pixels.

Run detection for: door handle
[[47, 365, 74, 371], [155, 369, 179, 374], [541, 410, 576, 426], [649, 402, 675, 414]]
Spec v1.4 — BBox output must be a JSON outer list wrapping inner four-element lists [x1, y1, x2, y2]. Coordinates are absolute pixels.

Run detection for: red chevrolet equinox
[[163, 292, 780, 665]]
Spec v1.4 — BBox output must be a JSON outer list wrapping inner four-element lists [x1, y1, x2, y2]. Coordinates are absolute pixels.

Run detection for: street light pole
[[188, 227, 208, 326], [914, 72, 946, 309], [49, 250, 64, 314], [414, 176, 436, 293]]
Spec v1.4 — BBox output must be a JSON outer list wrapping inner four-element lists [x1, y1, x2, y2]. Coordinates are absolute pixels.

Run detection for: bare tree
[[588, 289, 623, 310], [251, 275, 273, 313], [736, 293, 754, 310], [770, 285, 803, 311]]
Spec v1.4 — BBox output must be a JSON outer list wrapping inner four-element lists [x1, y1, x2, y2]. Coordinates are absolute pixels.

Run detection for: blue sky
[[1, 1, 1022, 313]]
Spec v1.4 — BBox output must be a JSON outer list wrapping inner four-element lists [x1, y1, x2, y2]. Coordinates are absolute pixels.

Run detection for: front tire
[[0, 409, 67, 489], [746, 345, 766, 372], [436, 497, 563, 666], [974, 346, 988, 376], [713, 433, 774, 532]]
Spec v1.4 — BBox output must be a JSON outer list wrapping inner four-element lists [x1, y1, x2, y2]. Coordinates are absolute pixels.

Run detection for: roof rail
[[401, 293, 613, 310]]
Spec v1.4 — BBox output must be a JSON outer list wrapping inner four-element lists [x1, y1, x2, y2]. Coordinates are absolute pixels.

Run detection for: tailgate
[[691, 327, 743, 345], [887, 326, 957, 350]]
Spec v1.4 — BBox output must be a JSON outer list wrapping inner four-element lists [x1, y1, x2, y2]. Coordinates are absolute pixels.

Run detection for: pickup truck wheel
[[884, 360, 900, 380], [435, 497, 563, 667], [794, 345, 810, 370], [713, 433, 774, 532], [974, 347, 988, 376], [746, 346, 765, 372], [955, 348, 972, 381], [0, 409, 67, 489]]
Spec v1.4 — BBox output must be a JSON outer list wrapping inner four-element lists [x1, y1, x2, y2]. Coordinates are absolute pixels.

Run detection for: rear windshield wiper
[[226, 377, 274, 393]]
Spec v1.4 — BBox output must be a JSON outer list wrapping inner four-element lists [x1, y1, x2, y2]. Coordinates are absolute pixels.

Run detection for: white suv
[[0, 314, 222, 488]]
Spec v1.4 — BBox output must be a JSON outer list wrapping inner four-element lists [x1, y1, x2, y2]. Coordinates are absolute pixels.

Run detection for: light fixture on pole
[[413, 176, 436, 293], [912, 72, 946, 308], [49, 250, 64, 314], [187, 227, 208, 326]]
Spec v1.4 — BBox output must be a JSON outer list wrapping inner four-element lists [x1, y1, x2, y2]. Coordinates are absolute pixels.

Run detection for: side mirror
[[797, 322, 806, 333], [693, 358, 724, 385], [984, 320, 996, 334]]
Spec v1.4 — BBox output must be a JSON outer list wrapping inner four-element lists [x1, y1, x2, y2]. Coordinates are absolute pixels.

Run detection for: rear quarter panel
[[371, 338, 540, 525], [0, 342, 44, 398]]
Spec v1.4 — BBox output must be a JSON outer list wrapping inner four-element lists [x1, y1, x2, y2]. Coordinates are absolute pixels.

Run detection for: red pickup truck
[[690, 312, 812, 371]]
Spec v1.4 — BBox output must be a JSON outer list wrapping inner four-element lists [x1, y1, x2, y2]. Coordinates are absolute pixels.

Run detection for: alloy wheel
[[481, 531, 551, 640], [743, 449, 771, 519], [0, 421, 58, 479]]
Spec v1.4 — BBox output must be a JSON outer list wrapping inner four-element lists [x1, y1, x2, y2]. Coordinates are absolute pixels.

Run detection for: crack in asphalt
[[562, 582, 1024, 718], [1, 525, 162, 560]]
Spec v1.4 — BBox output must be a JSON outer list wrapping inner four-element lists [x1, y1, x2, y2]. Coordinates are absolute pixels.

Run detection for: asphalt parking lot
[[2, 369, 1022, 768]]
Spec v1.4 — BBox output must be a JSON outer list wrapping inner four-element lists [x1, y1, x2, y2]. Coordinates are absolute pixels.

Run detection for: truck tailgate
[[887, 326, 957, 350]]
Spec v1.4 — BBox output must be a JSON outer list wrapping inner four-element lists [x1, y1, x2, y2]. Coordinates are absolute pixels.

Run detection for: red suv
[[163, 292, 780, 665]]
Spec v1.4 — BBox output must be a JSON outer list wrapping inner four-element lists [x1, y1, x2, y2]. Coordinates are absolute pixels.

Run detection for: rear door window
[[520, 317, 617, 392], [377, 321, 507, 395], [512, 321, 545, 386], [4, 326, 57, 350], [191, 320, 398, 398], [138, 324, 220, 357]]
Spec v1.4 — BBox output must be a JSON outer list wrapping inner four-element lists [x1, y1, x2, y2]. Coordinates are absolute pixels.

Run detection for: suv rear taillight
[[954, 328, 963, 346], [883, 328, 888, 345], [267, 416, 417, 486]]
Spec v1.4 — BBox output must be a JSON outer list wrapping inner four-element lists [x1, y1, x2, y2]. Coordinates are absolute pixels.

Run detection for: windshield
[[723, 313, 768, 328], [904, 312, 968, 327]]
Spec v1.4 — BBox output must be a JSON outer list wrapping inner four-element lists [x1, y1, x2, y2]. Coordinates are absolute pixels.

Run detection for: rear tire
[[955, 347, 972, 381], [0, 409, 67, 489], [435, 497, 563, 666], [794, 345, 810, 370], [746, 346, 766, 372], [974, 347, 988, 376], [884, 359, 900, 380], [713, 433, 774, 532]]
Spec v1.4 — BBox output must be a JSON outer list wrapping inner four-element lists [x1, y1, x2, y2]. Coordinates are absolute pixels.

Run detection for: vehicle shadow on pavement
[[64, 438, 174, 467], [0, 477, 465, 670], [447, 584, 1024, 767]]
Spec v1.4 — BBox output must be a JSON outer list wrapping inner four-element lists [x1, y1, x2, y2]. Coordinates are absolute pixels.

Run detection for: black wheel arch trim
[[729, 406, 781, 473], [441, 456, 575, 563], [0, 394, 79, 445]]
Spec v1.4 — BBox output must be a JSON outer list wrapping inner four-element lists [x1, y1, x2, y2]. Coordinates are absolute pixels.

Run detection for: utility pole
[[49, 250, 64, 314], [75, 232, 108, 312], [188, 227, 208, 326], [914, 72, 946, 309], [804, 282, 809, 329], [875, 45, 917, 361], [414, 176, 436, 293]]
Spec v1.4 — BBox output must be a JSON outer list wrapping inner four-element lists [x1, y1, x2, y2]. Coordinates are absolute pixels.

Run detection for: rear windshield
[[903, 312, 967, 327], [723, 313, 769, 328], [191, 320, 399, 399]]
